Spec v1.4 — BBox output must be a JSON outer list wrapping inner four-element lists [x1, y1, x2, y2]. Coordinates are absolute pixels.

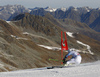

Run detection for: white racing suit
[[63, 50, 82, 65]]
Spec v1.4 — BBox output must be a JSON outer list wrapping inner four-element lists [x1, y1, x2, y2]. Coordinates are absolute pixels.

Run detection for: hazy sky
[[0, 0, 100, 8]]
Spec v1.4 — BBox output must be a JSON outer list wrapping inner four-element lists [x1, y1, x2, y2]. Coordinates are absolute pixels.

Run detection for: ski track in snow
[[0, 61, 100, 77]]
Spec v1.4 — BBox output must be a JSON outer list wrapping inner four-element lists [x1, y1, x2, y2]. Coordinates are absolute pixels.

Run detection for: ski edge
[[47, 65, 64, 69]]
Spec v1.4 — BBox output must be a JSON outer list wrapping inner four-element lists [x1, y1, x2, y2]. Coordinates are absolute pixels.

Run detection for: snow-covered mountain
[[44, 6, 57, 12], [29, 6, 100, 33], [0, 5, 31, 20], [0, 5, 99, 21], [33, 6, 93, 13], [1, 5, 100, 32], [31, 6, 94, 13]]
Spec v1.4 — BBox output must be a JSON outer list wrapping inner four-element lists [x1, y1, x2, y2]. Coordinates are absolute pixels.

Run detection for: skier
[[63, 49, 82, 66]]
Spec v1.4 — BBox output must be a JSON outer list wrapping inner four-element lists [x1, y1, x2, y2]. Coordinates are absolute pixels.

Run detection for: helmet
[[69, 48, 75, 51]]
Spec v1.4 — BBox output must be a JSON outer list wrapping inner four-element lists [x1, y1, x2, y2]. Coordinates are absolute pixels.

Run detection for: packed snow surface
[[0, 61, 100, 77]]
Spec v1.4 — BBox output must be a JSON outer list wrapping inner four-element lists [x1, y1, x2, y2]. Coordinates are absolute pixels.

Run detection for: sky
[[0, 0, 100, 8]]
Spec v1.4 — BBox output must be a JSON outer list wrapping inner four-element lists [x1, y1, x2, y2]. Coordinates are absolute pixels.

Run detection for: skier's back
[[63, 49, 82, 65]]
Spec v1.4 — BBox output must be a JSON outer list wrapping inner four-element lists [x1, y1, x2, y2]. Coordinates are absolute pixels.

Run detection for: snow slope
[[0, 61, 100, 77]]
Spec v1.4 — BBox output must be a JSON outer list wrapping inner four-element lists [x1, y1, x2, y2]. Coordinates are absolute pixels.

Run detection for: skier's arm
[[64, 52, 72, 60]]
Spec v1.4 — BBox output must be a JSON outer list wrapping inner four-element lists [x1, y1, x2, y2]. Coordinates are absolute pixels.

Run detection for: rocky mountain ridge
[[30, 6, 100, 32], [0, 5, 100, 32]]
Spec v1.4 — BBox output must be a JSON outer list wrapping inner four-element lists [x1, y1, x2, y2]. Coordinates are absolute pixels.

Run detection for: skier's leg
[[66, 58, 76, 65], [66, 56, 82, 65], [75, 56, 82, 65]]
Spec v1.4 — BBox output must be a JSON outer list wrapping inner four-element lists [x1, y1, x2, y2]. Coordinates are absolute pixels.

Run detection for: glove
[[62, 59, 66, 64]]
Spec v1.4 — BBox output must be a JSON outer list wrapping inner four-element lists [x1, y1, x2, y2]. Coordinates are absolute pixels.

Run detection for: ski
[[47, 64, 72, 69], [47, 64, 75, 69], [47, 65, 64, 69]]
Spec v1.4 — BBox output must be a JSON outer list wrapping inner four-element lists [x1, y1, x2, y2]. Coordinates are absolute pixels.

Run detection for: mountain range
[[0, 5, 100, 32], [0, 5, 30, 20], [0, 5, 100, 72], [30, 6, 100, 32], [0, 13, 100, 72]]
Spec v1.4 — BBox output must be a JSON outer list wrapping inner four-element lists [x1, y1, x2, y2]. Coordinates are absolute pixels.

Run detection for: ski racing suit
[[63, 50, 82, 65]]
